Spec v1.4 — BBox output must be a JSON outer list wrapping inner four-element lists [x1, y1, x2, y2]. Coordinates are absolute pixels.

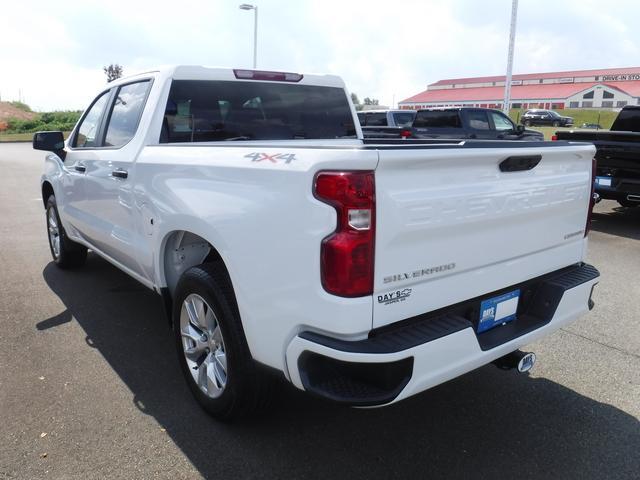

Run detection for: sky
[[1, 0, 640, 111]]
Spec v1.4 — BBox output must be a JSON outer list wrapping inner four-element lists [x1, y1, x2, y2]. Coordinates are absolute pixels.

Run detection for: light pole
[[502, 0, 518, 115], [239, 4, 258, 69]]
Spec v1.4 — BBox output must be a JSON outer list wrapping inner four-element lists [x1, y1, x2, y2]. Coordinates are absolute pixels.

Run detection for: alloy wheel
[[179, 293, 228, 398], [47, 208, 61, 259]]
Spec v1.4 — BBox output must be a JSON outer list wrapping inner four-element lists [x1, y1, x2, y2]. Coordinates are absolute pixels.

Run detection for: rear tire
[[524, 120, 531, 127], [552, 121, 560, 127], [45, 195, 87, 269], [618, 199, 639, 208], [173, 262, 273, 421]]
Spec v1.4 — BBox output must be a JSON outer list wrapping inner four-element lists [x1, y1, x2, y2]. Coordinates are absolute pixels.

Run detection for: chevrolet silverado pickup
[[556, 105, 640, 207], [34, 66, 599, 420]]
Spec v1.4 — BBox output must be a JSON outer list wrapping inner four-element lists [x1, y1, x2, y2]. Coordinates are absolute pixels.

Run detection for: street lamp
[[502, 0, 518, 115], [239, 4, 258, 69]]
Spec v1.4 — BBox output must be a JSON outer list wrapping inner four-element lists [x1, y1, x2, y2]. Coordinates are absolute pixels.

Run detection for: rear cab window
[[610, 108, 640, 132], [160, 80, 356, 142], [392, 112, 415, 127], [364, 113, 387, 126]]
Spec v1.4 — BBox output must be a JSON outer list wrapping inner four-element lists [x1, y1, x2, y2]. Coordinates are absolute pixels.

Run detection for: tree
[[103, 64, 123, 82], [350, 92, 360, 106], [363, 97, 379, 106]]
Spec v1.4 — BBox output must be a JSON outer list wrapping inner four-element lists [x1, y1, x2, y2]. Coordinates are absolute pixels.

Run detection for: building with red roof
[[399, 67, 640, 110]]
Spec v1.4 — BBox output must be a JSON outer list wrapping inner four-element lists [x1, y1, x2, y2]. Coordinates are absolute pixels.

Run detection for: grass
[[528, 126, 575, 140], [0, 132, 72, 142], [0, 132, 34, 142]]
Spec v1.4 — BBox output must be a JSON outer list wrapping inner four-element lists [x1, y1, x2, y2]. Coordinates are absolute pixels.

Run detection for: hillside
[[0, 101, 38, 121]]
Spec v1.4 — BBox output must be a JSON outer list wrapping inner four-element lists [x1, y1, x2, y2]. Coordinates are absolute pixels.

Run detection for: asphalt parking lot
[[0, 142, 638, 479]]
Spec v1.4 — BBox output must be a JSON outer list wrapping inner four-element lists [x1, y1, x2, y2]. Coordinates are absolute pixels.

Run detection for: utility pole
[[502, 0, 518, 115]]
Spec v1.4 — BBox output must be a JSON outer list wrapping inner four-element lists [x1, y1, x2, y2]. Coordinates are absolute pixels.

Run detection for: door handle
[[112, 169, 128, 179], [74, 164, 86, 173]]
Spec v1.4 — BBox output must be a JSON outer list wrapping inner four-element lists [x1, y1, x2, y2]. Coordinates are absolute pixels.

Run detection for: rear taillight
[[551, 134, 558, 141], [400, 129, 412, 139], [314, 171, 375, 297], [585, 157, 597, 237]]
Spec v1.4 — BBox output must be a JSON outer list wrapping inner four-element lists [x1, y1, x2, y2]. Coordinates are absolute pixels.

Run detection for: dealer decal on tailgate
[[378, 289, 412, 306]]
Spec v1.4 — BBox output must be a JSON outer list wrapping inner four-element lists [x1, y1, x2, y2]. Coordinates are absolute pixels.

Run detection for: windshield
[[160, 80, 356, 142]]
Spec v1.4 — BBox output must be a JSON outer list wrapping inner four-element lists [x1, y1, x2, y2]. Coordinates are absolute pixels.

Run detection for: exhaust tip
[[493, 350, 536, 373], [517, 352, 536, 373]]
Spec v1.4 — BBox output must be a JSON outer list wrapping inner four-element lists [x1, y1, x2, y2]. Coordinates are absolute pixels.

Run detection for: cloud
[[2, 0, 639, 110]]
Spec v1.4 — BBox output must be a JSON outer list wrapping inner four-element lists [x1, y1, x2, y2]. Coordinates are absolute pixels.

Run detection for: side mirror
[[33, 131, 65, 152], [515, 124, 525, 134]]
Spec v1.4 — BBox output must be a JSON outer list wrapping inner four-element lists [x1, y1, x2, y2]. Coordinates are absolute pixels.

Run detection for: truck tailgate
[[372, 143, 595, 329]]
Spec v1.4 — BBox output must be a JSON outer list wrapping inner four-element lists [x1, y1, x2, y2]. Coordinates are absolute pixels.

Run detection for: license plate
[[596, 176, 612, 187], [477, 289, 520, 333]]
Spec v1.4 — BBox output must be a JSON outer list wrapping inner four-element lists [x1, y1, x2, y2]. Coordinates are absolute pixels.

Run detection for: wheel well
[[42, 182, 54, 208], [162, 231, 226, 297]]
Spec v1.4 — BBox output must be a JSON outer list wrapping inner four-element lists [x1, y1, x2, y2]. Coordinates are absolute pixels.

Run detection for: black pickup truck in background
[[410, 108, 544, 141], [555, 106, 640, 208]]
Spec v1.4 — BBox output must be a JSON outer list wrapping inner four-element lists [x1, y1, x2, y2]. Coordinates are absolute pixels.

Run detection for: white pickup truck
[[35, 66, 600, 420]]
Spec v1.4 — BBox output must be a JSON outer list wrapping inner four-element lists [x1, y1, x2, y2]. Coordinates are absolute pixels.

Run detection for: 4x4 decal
[[245, 152, 297, 164]]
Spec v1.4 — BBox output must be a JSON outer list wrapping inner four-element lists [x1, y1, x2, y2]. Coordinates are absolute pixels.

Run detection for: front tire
[[552, 121, 560, 127], [46, 195, 87, 268], [173, 263, 272, 420], [524, 120, 531, 127]]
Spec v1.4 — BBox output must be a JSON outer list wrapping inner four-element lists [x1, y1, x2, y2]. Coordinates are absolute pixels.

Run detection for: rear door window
[[104, 81, 151, 147], [466, 110, 490, 130], [413, 111, 462, 128], [160, 80, 356, 142]]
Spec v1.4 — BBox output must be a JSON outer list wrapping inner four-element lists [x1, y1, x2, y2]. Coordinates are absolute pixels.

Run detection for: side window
[[104, 81, 151, 147], [73, 91, 110, 148], [490, 112, 514, 131], [357, 112, 366, 125], [413, 111, 461, 128], [467, 110, 490, 130]]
